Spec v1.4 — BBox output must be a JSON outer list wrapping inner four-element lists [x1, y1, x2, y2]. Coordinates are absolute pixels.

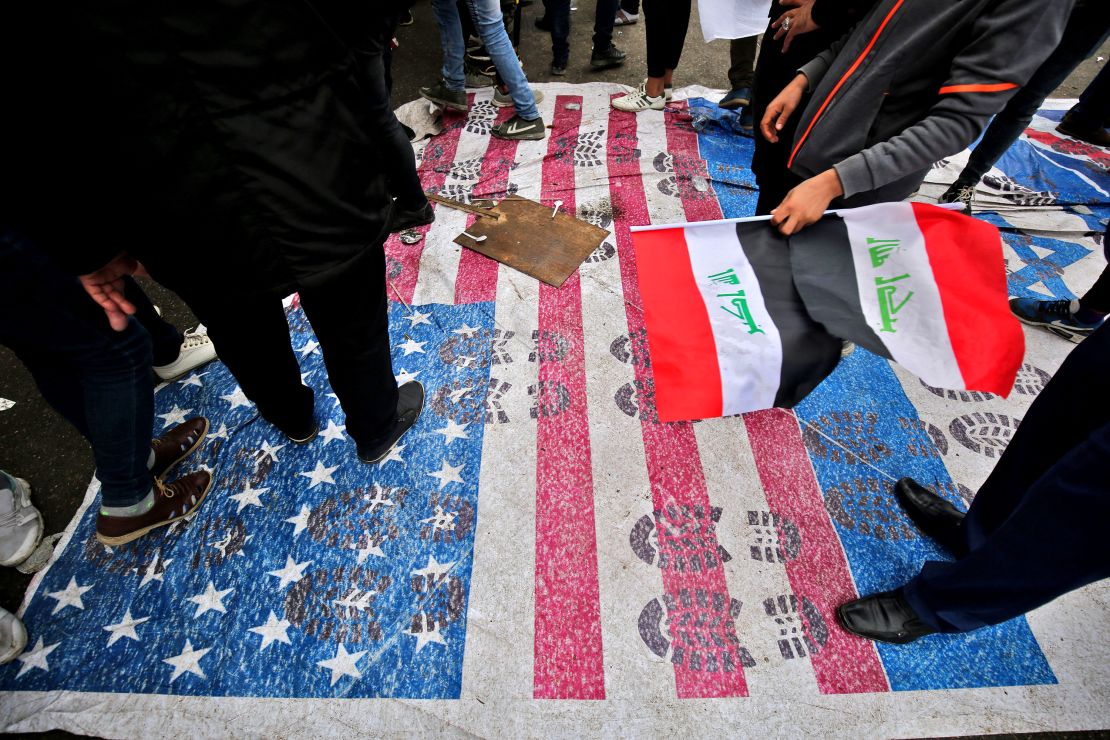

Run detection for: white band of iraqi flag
[[631, 202, 1024, 423]]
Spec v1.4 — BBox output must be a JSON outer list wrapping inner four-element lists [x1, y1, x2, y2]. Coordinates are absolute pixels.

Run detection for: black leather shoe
[[388, 202, 435, 233], [894, 477, 968, 557], [358, 381, 424, 463], [837, 590, 937, 644], [590, 44, 627, 70]]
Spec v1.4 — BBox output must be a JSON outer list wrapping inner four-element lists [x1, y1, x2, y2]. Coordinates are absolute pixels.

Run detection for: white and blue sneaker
[[1009, 297, 1104, 343]]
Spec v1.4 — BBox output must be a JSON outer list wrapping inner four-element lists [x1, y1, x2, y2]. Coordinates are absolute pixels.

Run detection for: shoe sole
[[360, 383, 425, 464], [1012, 314, 1088, 344], [287, 423, 320, 445], [492, 130, 546, 141], [153, 417, 209, 480], [0, 477, 44, 568], [420, 92, 468, 112], [0, 617, 28, 665], [153, 352, 218, 382], [96, 473, 214, 546], [590, 59, 626, 70]]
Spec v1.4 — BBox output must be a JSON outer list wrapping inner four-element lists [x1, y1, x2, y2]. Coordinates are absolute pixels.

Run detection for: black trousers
[[156, 247, 397, 447], [642, 0, 690, 79], [1080, 261, 1110, 314], [727, 35, 757, 91], [902, 321, 1110, 632]]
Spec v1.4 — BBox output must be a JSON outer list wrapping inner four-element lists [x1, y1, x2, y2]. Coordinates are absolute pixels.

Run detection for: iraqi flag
[[631, 202, 1024, 423]]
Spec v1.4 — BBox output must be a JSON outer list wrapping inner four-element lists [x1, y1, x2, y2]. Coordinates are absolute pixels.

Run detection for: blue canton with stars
[[0, 302, 493, 698]]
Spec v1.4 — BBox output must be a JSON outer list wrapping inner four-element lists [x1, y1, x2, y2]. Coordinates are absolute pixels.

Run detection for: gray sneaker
[[491, 115, 547, 141], [419, 82, 468, 112], [0, 607, 27, 665], [0, 472, 43, 567], [492, 87, 545, 108]]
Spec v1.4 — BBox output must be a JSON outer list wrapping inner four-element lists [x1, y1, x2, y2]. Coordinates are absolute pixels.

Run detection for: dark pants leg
[[728, 36, 757, 91], [642, 0, 690, 78], [902, 322, 1110, 631], [592, 0, 618, 52], [547, 0, 570, 67], [297, 248, 398, 447], [620, 0, 639, 14], [1070, 56, 1110, 129], [175, 288, 315, 436], [1079, 262, 1110, 314], [960, 6, 1110, 183], [0, 230, 153, 507], [123, 277, 183, 366]]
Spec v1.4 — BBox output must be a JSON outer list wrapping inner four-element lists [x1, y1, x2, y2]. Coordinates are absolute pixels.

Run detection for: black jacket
[[1, 1, 396, 296]]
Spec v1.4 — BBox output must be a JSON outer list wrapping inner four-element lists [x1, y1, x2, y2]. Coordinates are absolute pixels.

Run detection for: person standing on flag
[[759, 0, 1074, 235], [837, 319, 1110, 643]]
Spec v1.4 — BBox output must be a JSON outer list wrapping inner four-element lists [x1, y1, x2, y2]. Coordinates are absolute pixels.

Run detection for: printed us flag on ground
[[2, 85, 1106, 737]]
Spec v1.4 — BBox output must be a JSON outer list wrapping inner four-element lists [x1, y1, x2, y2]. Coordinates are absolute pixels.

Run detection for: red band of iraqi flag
[[630, 203, 1023, 423]]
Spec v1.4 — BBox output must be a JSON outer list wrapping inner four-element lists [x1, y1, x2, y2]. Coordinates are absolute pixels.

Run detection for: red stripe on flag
[[632, 228, 724, 420], [386, 101, 470, 304], [666, 101, 724, 224], [911, 203, 1024, 396], [610, 100, 749, 698], [533, 95, 606, 700], [1024, 127, 1110, 166], [455, 106, 517, 304], [744, 409, 890, 694]]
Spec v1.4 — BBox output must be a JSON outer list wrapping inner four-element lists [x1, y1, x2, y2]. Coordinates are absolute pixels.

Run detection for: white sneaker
[[614, 8, 639, 25], [612, 83, 666, 112], [492, 87, 545, 108], [154, 326, 218, 381], [0, 607, 27, 665], [0, 472, 43, 567]]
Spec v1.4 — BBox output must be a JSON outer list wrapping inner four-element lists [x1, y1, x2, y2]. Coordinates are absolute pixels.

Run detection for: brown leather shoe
[[96, 471, 213, 545], [151, 417, 209, 479]]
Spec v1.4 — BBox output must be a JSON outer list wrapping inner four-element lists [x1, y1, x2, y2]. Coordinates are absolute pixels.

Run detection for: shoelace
[[954, 185, 975, 204], [157, 478, 175, 499], [1041, 299, 1074, 319], [180, 328, 210, 350]]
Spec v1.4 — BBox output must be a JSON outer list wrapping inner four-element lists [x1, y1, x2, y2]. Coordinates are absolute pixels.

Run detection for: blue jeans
[[431, 0, 540, 120], [960, 1, 1110, 183], [0, 230, 154, 507]]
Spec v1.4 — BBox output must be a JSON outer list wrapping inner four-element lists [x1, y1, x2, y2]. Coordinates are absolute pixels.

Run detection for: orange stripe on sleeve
[[938, 82, 1018, 94]]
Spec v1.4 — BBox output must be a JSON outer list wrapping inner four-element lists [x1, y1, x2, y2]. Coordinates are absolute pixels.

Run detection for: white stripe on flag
[[684, 223, 784, 415], [840, 203, 964, 389]]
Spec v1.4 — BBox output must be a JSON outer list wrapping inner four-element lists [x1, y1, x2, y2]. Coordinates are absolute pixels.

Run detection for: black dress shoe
[[894, 477, 968, 557], [388, 201, 435, 233], [590, 44, 627, 70], [837, 589, 937, 644], [358, 381, 424, 463]]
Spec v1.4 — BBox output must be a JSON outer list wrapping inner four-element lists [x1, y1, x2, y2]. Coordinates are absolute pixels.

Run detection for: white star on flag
[[394, 368, 420, 385], [46, 577, 91, 614], [256, 440, 285, 464], [156, 405, 192, 429], [399, 338, 426, 356], [220, 386, 252, 410], [413, 554, 456, 583], [317, 644, 366, 686], [248, 611, 292, 651], [428, 459, 465, 489], [350, 541, 386, 564], [138, 553, 172, 588], [434, 419, 469, 445], [208, 423, 230, 441], [405, 614, 448, 653], [297, 340, 320, 357], [458, 355, 477, 368], [187, 581, 233, 618], [447, 385, 472, 403], [230, 483, 269, 513], [163, 639, 210, 683], [16, 637, 59, 677], [364, 484, 394, 512], [319, 420, 346, 445], [405, 310, 432, 326], [300, 461, 338, 489], [379, 444, 405, 467], [453, 323, 479, 338], [103, 609, 150, 647], [267, 556, 312, 589], [285, 505, 312, 537], [179, 371, 207, 388]]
